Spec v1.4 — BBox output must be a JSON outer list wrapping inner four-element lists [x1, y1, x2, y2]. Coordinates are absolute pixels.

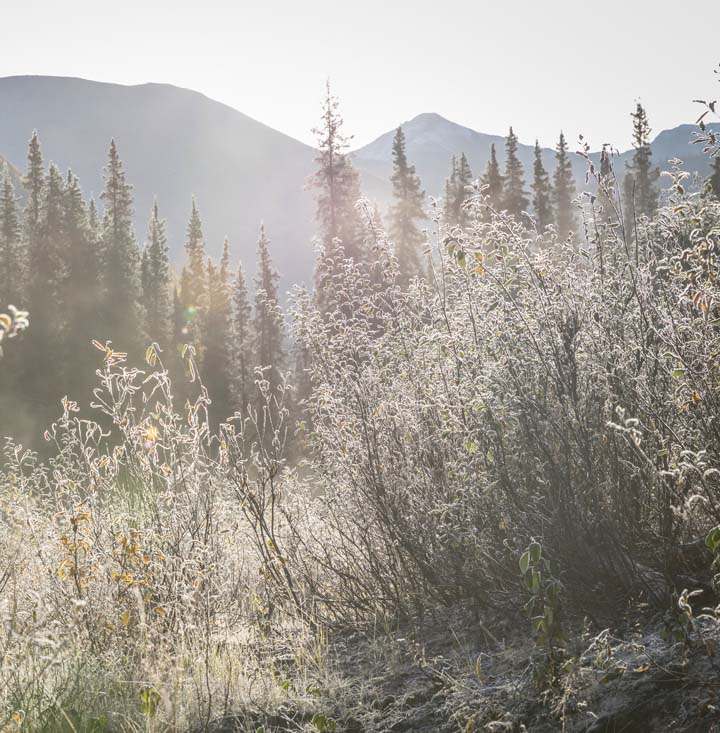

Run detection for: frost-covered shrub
[[0, 344, 312, 730], [292, 175, 720, 621]]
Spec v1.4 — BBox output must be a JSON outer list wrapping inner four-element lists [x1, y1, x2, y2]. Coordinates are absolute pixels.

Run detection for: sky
[[0, 0, 717, 151]]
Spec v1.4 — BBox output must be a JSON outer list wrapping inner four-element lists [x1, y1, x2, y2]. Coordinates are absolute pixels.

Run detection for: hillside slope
[[354, 113, 720, 208], [0, 75, 317, 292]]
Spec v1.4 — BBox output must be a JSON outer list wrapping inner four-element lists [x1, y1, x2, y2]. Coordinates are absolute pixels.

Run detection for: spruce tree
[[626, 103, 659, 220], [0, 169, 22, 304], [23, 132, 45, 241], [597, 145, 616, 224], [310, 81, 365, 309], [202, 239, 234, 426], [443, 153, 473, 229], [553, 131, 577, 239], [141, 200, 171, 346], [531, 141, 553, 231], [231, 261, 253, 415], [175, 199, 207, 359], [23, 162, 66, 424], [183, 197, 207, 307], [61, 171, 103, 398], [479, 144, 504, 213], [443, 155, 459, 225], [100, 140, 142, 353], [502, 127, 529, 220], [455, 153, 473, 228], [388, 126, 426, 285], [253, 225, 285, 405]]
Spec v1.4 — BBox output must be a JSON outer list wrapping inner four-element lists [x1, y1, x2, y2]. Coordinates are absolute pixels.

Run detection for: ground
[[203, 605, 720, 732]]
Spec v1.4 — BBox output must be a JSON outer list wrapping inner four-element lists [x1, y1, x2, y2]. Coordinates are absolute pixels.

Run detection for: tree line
[[1, 87, 716, 446]]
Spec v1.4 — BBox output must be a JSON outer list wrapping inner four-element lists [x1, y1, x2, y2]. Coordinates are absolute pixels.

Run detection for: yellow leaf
[[121, 609, 131, 627]]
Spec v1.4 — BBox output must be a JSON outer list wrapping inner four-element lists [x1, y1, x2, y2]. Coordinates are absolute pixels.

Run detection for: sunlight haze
[[1, 0, 715, 149]]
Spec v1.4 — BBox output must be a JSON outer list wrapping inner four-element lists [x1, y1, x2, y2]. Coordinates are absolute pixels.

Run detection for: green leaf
[[312, 713, 332, 732], [531, 570, 540, 594], [519, 551, 530, 575], [706, 526, 720, 551], [140, 686, 161, 718]]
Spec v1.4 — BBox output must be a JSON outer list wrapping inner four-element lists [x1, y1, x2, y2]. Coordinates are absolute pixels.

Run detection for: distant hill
[[1, 77, 718, 293], [353, 112, 571, 206], [0, 76, 317, 293], [353, 113, 720, 208]]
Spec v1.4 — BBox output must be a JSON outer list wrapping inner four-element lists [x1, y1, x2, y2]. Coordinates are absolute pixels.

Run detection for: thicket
[[3, 85, 720, 729]]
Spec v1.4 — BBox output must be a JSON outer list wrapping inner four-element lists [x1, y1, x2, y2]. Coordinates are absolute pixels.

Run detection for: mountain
[[353, 113, 720, 208], [0, 76, 317, 293], [1, 77, 718, 294], [353, 113, 584, 207]]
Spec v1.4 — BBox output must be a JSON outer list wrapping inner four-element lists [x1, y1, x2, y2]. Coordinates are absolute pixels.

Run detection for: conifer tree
[[202, 239, 234, 426], [0, 170, 22, 304], [597, 145, 616, 224], [502, 127, 529, 220], [87, 198, 101, 244], [553, 131, 577, 239], [174, 199, 207, 357], [183, 197, 207, 307], [455, 153, 473, 228], [311, 81, 365, 309], [61, 171, 103, 397], [444, 153, 473, 228], [100, 140, 142, 352], [626, 103, 659, 220], [388, 126, 426, 285], [141, 200, 171, 346], [231, 261, 253, 415], [23, 162, 66, 422], [480, 144, 504, 213], [253, 225, 285, 403], [531, 141, 553, 231], [23, 132, 45, 241], [708, 156, 720, 201], [443, 155, 459, 225]]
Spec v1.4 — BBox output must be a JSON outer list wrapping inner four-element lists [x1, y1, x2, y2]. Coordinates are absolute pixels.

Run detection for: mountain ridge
[[0, 75, 318, 293], [1, 76, 718, 291]]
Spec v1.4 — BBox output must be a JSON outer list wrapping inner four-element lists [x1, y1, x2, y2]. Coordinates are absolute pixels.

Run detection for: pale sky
[[1, 0, 717, 150]]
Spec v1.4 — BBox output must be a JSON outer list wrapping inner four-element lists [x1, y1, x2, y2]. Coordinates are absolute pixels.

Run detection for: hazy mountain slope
[[1, 77, 717, 293], [0, 76, 317, 292], [353, 113, 584, 207], [353, 113, 720, 208], [0, 154, 22, 190]]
